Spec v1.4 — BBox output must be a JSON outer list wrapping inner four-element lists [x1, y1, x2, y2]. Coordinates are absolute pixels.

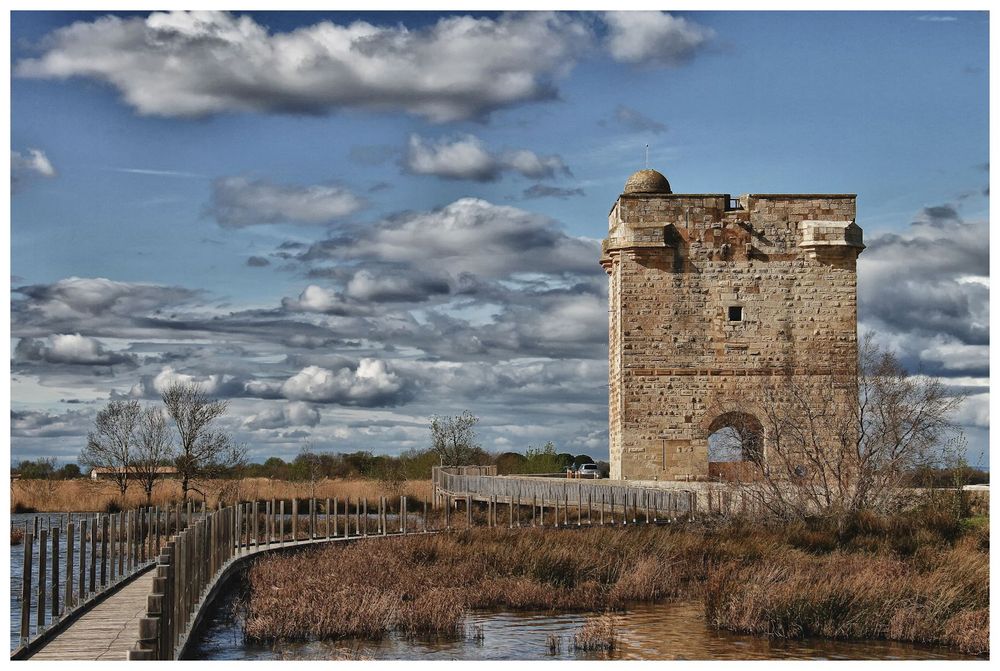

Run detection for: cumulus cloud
[[13, 276, 200, 333], [11, 409, 91, 438], [603, 11, 714, 67], [300, 198, 598, 278], [243, 401, 320, 429], [129, 366, 250, 398], [208, 177, 363, 227], [15, 10, 589, 122], [344, 269, 450, 303], [281, 359, 410, 406], [859, 204, 989, 354], [11, 148, 56, 189], [403, 134, 570, 182], [14, 334, 137, 367], [612, 104, 666, 133], [281, 284, 369, 316]]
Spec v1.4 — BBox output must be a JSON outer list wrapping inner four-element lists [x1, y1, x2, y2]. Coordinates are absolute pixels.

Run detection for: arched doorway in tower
[[707, 411, 764, 482]]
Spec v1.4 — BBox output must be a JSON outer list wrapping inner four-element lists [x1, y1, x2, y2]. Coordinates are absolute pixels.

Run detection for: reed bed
[[10, 477, 432, 513], [244, 508, 988, 656]]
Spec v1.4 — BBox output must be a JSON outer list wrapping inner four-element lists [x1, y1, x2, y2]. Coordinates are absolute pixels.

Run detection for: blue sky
[[8, 10, 990, 466]]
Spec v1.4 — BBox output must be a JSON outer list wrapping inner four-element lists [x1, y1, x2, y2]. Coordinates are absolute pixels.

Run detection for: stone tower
[[601, 169, 864, 481]]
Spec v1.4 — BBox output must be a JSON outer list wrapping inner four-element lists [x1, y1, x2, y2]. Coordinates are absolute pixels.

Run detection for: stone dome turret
[[623, 169, 672, 195]]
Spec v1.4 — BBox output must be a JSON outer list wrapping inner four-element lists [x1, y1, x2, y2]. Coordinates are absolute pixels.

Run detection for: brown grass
[[573, 614, 618, 651], [244, 510, 989, 656], [11, 526, 24, 545], [10, 477, 432, 513]]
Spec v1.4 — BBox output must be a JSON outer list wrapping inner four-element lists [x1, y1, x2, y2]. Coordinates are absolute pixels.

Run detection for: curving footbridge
[[12, 472, 708, 660]]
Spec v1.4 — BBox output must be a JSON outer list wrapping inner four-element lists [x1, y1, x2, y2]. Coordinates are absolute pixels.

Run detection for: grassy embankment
[[10, 478, 432, 513], [244, 503, 988, 656]]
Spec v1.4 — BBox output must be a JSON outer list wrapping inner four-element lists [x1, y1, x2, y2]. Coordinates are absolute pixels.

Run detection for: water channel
[[186, 573, 980, 661]]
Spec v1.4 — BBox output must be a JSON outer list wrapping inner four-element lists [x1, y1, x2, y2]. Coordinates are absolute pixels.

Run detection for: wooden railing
[[435, 473, 698, 523], [11, 503, 204, 656], [128, 496, 429, 660]]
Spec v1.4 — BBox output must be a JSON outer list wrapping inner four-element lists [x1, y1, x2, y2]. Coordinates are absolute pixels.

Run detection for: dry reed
[[244, 509, 988, 655], [573, 614, 618, 651], [11, 526, 25, 545], [10, 477, 432, 513]]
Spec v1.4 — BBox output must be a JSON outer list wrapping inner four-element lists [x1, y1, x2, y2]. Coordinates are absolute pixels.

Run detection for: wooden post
[[354, 498, 368, 536], [79, 517, 87, 598], [362, 498, 368, 537], [292, 498, 298, 542], [645, 490, 650, 524], [333, 498, 339, 538], [563, 490, 569, 526], [344, 498, 350, 538], [309, 498, 315, 540], [279, 500, 285, 546], [466, 494, 472, 527], [101, 515, 108, 587], [89, 515, 97, 593], [65, 522, 75, 609], [444, 495, 451, 530], [325, 498, 331, 539], [400, 496, 406, 534], [424, 500, 429, 533], [600, 490, 605, 525], [20, 531, 33, 644], [577, 484, 583, 526], [51, 526, 60, 617], [532, 495, 537, 526], [38, 528, 48, 630]]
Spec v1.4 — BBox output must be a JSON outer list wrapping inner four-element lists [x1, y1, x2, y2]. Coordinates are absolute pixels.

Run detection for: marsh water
[[186, 576, 980, 661]]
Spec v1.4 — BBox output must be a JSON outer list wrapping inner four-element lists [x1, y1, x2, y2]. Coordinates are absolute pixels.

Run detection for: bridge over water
[[12, 472, 712, 660]]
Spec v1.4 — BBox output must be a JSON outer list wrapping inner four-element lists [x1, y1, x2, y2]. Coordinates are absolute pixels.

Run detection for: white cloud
[[16, 10, 589, 122], [404, 134, 569, 181], [14, 333, 136, 367], [208, 177, 363, 227], [304, 198, 598, 278], [243, 401, 320, 429], [14, 276, 199, 323], [11, 148, 56, 189], [603, 11, 714, 67], [281, 359, 408, 406]]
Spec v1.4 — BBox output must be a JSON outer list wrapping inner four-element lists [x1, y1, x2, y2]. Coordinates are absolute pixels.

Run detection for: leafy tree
[[522, 442, 565, 474], [16, 458, 58, 479], [60, 463, 82, 479], [495, 452, 528, 475], [429, 411, 482, 466]]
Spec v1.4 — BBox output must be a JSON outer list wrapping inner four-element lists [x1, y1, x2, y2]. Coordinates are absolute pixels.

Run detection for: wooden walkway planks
[[25, 571, 156, 661]]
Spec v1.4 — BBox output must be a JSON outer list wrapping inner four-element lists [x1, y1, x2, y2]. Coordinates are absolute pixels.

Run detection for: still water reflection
[[187, 579, 980, 661]]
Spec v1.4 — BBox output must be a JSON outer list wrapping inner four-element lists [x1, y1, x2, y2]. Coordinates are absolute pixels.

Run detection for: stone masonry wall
[[602, 191, 863, 481]]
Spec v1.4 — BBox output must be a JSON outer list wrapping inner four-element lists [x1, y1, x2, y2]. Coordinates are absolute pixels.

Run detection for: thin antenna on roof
[[644, 144, 649, 169]]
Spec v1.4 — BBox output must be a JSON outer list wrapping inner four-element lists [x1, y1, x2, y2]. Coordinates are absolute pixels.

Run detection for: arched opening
[[707, 411, 764, 481]]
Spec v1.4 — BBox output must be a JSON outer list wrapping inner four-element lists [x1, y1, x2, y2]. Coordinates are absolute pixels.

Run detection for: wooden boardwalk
[[25, 570, 156, 660]]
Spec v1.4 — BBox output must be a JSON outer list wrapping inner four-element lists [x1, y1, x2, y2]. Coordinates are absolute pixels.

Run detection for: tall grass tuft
[[573, 614, 618, 651]]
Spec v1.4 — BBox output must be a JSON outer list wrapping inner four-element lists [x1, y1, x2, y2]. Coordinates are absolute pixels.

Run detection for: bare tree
[[81, 399, 141, 502], [292, 446, 325, 499], [716, 335, 966, 519], [161, 382, 245, 503], [132, 405, 175, 506], [430, 411, 481, 467]]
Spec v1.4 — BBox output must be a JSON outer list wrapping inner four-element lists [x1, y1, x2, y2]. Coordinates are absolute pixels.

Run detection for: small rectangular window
[[728, 306, 743, 322]]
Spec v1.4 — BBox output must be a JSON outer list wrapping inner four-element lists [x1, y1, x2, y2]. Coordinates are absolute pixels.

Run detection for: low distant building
[[90, 466, 179, 481]]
